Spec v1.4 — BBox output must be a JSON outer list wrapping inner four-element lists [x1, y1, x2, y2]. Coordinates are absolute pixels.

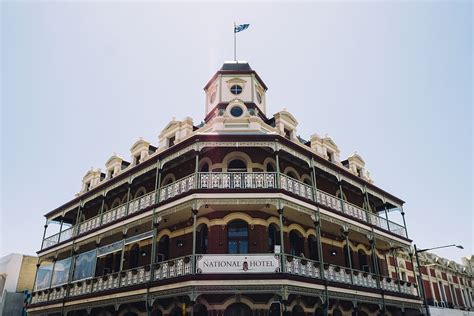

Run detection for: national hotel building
[[29, 61, 434, 316]]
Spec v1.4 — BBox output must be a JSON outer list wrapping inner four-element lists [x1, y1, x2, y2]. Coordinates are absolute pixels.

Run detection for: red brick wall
[[433, 282, 441, 301], [423, 280, 433, 300]]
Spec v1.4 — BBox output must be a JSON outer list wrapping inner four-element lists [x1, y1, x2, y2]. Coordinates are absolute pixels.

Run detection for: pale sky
[[1, 1, 472, 262]]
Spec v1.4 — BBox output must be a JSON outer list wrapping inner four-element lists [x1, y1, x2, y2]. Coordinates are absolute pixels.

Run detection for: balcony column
[[391, 248, 402, 292], [119, 230, 127, 272], [278, 208, 286, 272], [46, 258, 57, 300], [310, 159, 318, 201], [400, 207, 409, 238], [312, 209, 324, 279], [275, 151, 281, 189], [194, 153, 199, 189], [125, 179, 132, 216], [369, 235, 381, 288], [192, 209, 198, 273], [156, 165, 163, 203], [363, 185, 372, 223], [338, 175, 346, 213], [40, 218, 48, 250], [98, 194, 106, 226], [58, 217, 64, 241], [74, 203, 83, 237], [31, 258, 41, 294], [342, 228, 353, 284], [150, 216, 162, 281]]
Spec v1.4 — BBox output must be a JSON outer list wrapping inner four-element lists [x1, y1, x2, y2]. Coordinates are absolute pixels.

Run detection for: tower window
[[230, 85, 242, 95], [230, 106, 244, 117], [256, 91, 262, 103]]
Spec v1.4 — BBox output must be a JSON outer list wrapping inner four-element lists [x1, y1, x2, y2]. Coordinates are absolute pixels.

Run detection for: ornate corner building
[[28, 61, 433, 316]]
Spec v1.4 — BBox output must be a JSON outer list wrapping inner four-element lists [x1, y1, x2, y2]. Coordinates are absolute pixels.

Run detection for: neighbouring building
[[28, 61, 434, 316], [414, 253, 474, 315], [0, 253, 37, 316]]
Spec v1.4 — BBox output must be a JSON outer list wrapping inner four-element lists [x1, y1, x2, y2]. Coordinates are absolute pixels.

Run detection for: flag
[[234, 24, 250, 33]]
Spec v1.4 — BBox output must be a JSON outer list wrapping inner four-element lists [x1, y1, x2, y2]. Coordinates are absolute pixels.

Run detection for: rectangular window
[[327, 151, 333, 162], [108, 169, 114, 179], [168, 136, 176, 147], [85, 182, 91, 191], [284, 128, 291, 140], [134, 155, 140, 165]]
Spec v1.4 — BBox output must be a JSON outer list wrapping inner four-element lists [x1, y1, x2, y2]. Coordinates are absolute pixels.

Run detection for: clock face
[[230, 85, 243, 95], [256, 91, 262, 103]]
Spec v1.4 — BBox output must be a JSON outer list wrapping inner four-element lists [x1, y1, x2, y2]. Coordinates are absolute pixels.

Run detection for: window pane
[[35, 264, 53, 290], [239, 241, 248, 254], [73, 250, 96, 281], [51, 257, 72, 286], [228, 241, 238, 254]]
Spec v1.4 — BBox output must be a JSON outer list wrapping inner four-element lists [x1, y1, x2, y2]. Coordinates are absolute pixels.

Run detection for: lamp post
[[413, 244, 464, 316]]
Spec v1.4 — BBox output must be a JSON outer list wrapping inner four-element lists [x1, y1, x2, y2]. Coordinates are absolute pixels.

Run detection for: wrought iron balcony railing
[[30, 254, 418, 306], [41, 172, 407, 250]]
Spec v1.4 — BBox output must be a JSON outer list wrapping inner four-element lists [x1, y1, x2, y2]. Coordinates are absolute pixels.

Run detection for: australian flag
[[234, 24, 250, 33]]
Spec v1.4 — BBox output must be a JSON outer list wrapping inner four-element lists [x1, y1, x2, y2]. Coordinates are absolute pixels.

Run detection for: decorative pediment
[[275, 110, 298, 126], [322, 137, 339, 151], [105, 154, 123, 167], [348, 152, 365, 166], [130, 138, 150, 153], [160, 119, 180, 135], [226, 77, 247, 86]]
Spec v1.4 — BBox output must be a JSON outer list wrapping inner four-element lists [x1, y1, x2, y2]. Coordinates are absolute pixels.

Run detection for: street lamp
[[413, 244, 464, 316]]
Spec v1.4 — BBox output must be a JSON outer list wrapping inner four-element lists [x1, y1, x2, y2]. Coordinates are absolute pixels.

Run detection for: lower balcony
[[30, 254, 418, 306]]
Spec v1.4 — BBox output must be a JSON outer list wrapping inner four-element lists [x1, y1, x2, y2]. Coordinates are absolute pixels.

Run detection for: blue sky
[[1, 2, 472, 262]]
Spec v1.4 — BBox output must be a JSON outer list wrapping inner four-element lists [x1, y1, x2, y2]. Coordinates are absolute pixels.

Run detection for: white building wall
[[429, 306, 474, 316], [0, 254, 23, 293]]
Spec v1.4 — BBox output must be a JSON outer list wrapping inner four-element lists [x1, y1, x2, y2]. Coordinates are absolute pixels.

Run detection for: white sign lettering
[[197, 254, 280, 274]]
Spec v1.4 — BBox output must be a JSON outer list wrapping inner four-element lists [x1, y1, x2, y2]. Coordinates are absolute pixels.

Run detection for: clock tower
[[203, 61, 268, 121]]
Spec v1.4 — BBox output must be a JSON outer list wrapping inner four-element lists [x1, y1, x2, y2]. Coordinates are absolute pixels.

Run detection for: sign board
[[196, 254, 280, 274]]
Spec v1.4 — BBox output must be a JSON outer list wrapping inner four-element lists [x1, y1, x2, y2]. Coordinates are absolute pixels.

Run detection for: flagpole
[[234, 22, 236, 61]]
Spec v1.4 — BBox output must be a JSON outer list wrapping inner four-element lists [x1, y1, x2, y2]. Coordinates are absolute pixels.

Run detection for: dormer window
[[356, 167, 362, 177], [168, 136, 176, 147], [85, 182, 91, 191], [107, 169, 114, 179], [284, 128, 291, 140], [134, 155, 140, 165], [327, 151, 334, 162]]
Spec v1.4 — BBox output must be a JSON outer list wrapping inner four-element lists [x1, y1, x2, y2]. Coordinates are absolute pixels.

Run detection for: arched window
[[157, 236, 170, 261], [224, 303, 252, 316], [194, 304, 208, 316], [196, 224, 208, 254], [227, 221, 248, 254], [170, 307, 181, 316], [268, 224, 281, 252], [343, 245, 353, 269], [358, 249, 368, 272], [287, 171, 298, 179], [332, 308, 342, 316], [314, 307, 324, 316], [308, 235, 320, 261], [128, 243, 140, 269], [266, 163, 275, 172], [303, 178, 312, 186], [200, 163, 209, 172], [228, 159, 247, 172], [289, 230, 304, 257], [292, 305, 304, 316]]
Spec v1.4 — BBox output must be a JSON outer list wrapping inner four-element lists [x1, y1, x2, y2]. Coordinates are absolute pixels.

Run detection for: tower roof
[[221, 61, 252, 71]]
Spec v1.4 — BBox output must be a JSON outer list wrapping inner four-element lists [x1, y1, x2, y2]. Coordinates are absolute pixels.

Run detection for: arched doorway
[[228, 159, 247, 172], [227, 221, 248, 254], [292, 305, 304, 316], [157, 235, 170, 261], [196, 224, 208, 254], [308, 235, 319, 261], [194, 304, 208, 316], [224, 303, 252, 316], [289, 230, 304, 257], [268, 224, 281, 253]]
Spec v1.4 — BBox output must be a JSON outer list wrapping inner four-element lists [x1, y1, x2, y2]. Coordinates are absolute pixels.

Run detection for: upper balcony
[[41, 171, 408, 252]]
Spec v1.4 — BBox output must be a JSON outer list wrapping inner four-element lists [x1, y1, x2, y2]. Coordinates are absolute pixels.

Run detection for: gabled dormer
[[158, 117, 194, 150], [130, 138, 155, 165], [274, 109, 298, 141], [80, 168, 104, 193], [105, 154, 129, 179]]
